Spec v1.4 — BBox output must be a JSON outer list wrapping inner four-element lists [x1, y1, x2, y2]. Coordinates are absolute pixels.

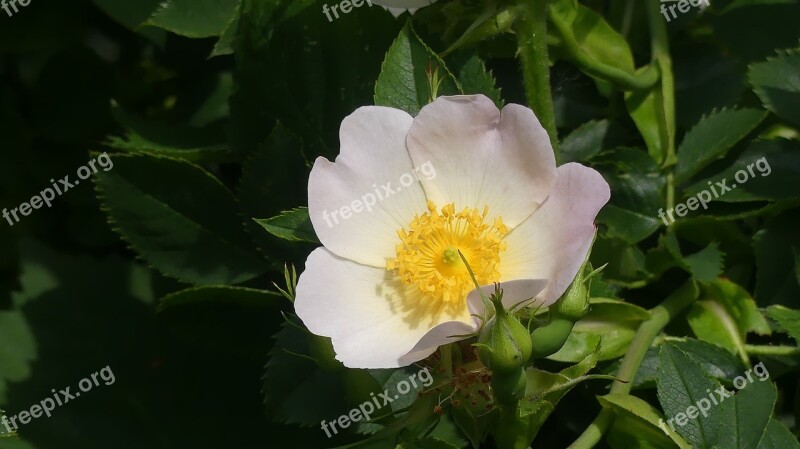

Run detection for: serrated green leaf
[[108, 102, 232, 163], [424, 416, 469, 449], [549, 299, 649, 362], [625, 82, 672, 165], [673, 339, 745, 382], [590, 236, 651, 286], [0, 242, 278, 447], [656, 344, 720, 448], [688, 279, 770, 359], [254, 207, 318, 244], [627, 339, 745, 389], [0, 310, 35, 395], [606, 413, 683, 449], [518, 346, 601, 440], [599, 393, 692, 449], [683, 242, 724, 283], [749, 49, 800, 127], [146, 0, 241, 38], [95, 154, 268, 285], [766, 305, 800, 345], [758, 418, 800, 449], [374, 21, 460, 115], [238, 124, 308, 258], [714, 378, 776, 449], [209, 2, 241, 57], [458, 55, 503, 108], [674, 45, 747, 128], [597, 205, 663, 244], [91, 0, 162, 29], [186, 72, 235, 127], [594, 148, 666, 244], [230, 0, 399, 159], [683, 139, 800, 204], [675, 108, 767, 183], [526, 345, 601, 402], [754, 210, 800, 307], [560, 119, 625, 164], [263, 322, 350, 426], [645, 232, 684, 279], [263, 324, 387, 435], [157, 285, 282, 313]]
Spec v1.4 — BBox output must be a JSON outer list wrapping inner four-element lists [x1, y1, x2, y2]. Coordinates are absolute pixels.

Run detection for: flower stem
[[548, 10, 660, 91], [646, 0, 676, 167], [566, 281, 698, 449], [439, 344, 454, 380], [516, 0, 558, 157], [744, 344, 800, 357]]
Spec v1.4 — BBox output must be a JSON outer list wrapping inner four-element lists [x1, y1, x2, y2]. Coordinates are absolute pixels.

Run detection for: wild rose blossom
[[295, 95, 610, 368]]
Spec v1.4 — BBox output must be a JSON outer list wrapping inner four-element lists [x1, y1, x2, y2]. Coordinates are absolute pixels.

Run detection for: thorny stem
[[516, 0, 559, 158]]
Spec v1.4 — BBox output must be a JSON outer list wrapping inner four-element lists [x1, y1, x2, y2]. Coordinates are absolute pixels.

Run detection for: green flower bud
[[552, 262, 590, 321], [477, 290, 533, 374]]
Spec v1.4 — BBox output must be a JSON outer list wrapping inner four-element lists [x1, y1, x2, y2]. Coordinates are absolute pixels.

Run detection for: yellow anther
[[386, 203, 508, 305]]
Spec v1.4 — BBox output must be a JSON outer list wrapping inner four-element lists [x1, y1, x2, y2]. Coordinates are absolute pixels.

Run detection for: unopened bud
[[477, 288, 532, 374], [553, 263, 590, 321]]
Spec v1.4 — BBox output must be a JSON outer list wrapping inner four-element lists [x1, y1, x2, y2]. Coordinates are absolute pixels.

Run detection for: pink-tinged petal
[[308, 106, 428, 268], [406, 95, 557, 227], [466, 279, 550, 312], [295, 248, 474, 368], [399, 279, 548, 365], [368, 0, 437, 16], [499, 163, 611, 306], [398, 320, 477, 366]]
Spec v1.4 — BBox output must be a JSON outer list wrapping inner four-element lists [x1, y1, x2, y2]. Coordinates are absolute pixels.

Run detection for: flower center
[[387, 202, 508, 306]]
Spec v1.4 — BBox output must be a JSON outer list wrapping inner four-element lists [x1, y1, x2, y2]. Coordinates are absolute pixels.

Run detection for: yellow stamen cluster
[[387, 202, 508, 306]]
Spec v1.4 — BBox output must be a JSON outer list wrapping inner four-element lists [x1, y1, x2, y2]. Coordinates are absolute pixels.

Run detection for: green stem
[[440, 344, 454, 379], [548, 10, 660, 91], [646, 0, 676, 223], [665, 171, 675, 229], [744, 344, 800, 357], [647, 0, 676, 167], [442, 3, 517, 57], [516, 0, 559, 157], [567, 281, 698, 449]]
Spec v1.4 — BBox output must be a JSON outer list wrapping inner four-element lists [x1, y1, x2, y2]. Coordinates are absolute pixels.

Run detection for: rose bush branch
[[567, 281, 699, 449], [515, 0, 559, 156]]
